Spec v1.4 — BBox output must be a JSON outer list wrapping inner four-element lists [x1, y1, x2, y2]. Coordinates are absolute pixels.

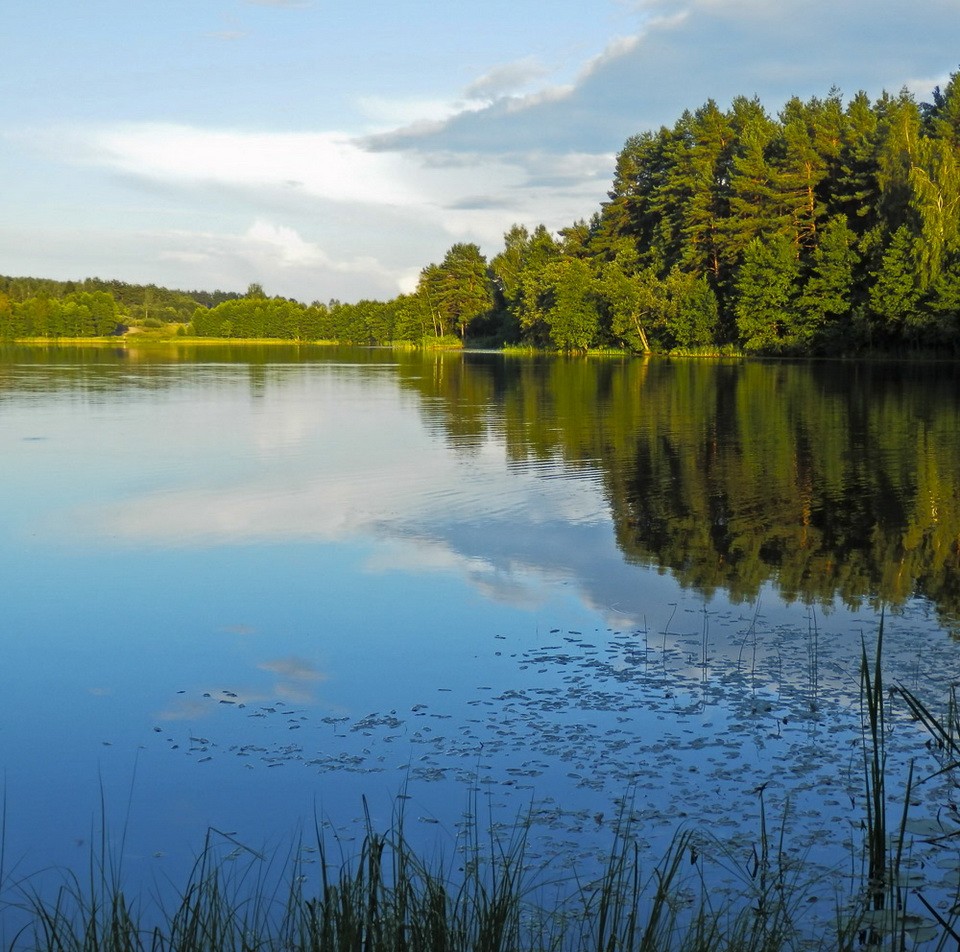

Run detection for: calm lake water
[[1, 343, 959, 934]]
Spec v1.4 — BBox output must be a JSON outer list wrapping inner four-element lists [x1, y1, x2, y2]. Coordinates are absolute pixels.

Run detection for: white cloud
[[52, 121, 607, 230], [20, 120, 612, 277], [244, 220, 323, 266], [356, 94, 468, 129], [152, 220, 405, 297], [91, 124, 422, 207]]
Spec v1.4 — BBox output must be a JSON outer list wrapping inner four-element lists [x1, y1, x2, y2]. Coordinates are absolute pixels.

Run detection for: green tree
[[599, 247, 661, 353], [834, 90, 881, 232], [649, 101, 735, 281], [868, 226, 924, 340], [64, 291, 119, 335], [908, 135, 960, 289], [735, 235, 801, 351], [922, 67, 960, 143], [798, 216, 859, 347], [928, 257, 960, 345], [725, 99, 783, 261], [874, 89, 922, 233], [490, 224, 561, 343], [776, 95, 837, 252], [593, 128, 673, 268], [664, 269, 720, 348], [418, 243, 493, 341], [0, 292, 13, 338], [536, 257, 602, 352]]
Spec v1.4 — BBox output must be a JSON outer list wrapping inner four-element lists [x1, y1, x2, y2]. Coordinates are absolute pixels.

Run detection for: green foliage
[[4, 73, 960, 354], [599, 248, 659, 353], [798, 216, 859, 347], [536, 256, 602, 352], [908, 134, 960, 288], [665, 269, 720, 348], [868, 226, 924, 337], [735, 235, 801, 352], [417, 243, 494, 341]]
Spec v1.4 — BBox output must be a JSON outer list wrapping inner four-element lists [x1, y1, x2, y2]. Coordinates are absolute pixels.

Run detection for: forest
[[2, 72, 959, 355]]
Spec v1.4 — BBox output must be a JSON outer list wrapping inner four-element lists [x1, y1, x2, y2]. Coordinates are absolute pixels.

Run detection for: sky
[[2, 0, 959, 304]]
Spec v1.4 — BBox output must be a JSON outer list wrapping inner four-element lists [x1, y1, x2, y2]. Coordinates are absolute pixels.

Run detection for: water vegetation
[[3, 625, 958, 951]]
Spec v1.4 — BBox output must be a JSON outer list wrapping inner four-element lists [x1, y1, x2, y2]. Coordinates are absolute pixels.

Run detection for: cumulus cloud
[[151, 221, 405, 299]]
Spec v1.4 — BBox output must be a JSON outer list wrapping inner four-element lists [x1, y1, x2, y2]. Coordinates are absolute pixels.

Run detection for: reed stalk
[[4, 620, 951, 951]]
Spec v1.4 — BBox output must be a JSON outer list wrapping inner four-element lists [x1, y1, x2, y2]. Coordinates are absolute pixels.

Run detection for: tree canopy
[[4, 72, 960, 355]]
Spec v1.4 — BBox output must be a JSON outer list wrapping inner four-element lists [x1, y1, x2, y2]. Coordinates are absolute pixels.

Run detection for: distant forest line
[[3, 72, 960, 356]]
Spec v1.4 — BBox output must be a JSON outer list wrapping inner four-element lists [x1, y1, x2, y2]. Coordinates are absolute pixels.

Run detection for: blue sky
[[2, 0, 959, 303]]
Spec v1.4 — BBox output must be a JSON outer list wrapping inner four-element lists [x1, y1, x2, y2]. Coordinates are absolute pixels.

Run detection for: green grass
[[0, 800, 882, 952]]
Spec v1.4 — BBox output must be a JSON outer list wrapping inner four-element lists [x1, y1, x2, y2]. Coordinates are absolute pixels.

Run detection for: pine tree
[[868, 226, 924, 341], [798, 216, 859, 347], [834, 90, 881, 233], [734, 235, 801, 352]]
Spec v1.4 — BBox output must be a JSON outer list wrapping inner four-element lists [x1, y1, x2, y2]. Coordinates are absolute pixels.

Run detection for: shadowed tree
[[798, 216, 859, 348], [868, 226, 924, 341], [735, 235, 801, 352], [533, 257, 602, 352]]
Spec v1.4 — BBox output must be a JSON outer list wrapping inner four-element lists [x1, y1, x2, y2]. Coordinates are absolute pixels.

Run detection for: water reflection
[[3, 344, 959, 620], [397, 353, 960, 626], [2, 343, 960, 939]]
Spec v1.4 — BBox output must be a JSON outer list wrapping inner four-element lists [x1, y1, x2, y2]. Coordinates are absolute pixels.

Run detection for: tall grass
[[4, 620, 956, 951], [0, 801, 867, 952]]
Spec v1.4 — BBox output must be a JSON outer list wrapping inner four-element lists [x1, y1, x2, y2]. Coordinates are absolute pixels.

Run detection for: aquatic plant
[[3, 621, 958, 951], [0, 795, 868, 951]]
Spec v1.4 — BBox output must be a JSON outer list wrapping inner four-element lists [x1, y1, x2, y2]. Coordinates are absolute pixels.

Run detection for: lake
[[1, 343, 959, 939]]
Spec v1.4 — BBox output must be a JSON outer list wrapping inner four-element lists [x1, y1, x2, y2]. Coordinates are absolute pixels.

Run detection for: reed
[[0, 804, 849, 952], [3, 621, 953, 951]]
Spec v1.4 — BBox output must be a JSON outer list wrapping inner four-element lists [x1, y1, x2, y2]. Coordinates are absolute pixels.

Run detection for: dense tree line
[[0, 289, 123, 338], [0, 275, 240, 331], [3, 72, 959, 353], [481, 74, 960, 354], [384, 73, 960, 354]]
